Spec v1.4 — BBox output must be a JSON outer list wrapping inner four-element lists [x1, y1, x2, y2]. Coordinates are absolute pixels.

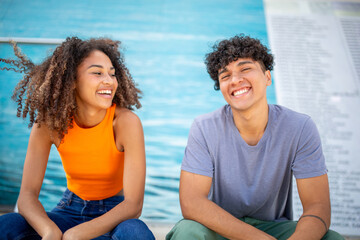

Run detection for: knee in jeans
[[113, 219, 154, 240], [0, 213, 36, 239], [118, 219, 146, 231]]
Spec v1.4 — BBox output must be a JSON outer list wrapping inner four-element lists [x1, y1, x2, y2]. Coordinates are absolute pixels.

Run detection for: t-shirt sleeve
[[181, 120, 214, 177], [292, 117, 327, 179]]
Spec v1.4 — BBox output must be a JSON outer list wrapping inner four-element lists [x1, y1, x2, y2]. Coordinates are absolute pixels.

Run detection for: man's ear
[[265, 70, 272, 86]]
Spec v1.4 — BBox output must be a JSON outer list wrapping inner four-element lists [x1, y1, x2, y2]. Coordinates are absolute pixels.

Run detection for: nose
[[231, 72, 243, 84], [103, 73, 113, 85]]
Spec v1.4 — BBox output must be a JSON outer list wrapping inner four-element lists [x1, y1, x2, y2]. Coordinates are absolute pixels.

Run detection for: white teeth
[[97, 90, 112, 95], [233, 88, 249, 96]]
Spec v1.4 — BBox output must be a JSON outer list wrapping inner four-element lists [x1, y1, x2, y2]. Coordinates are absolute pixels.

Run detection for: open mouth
[[232, 87, 250, 96], [97, 89, 112, 96]]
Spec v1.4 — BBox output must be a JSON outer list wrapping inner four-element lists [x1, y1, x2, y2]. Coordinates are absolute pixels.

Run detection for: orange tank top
[[57, 104, 124, 200]]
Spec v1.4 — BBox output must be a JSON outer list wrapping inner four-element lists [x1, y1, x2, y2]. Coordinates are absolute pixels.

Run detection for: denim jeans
[[0, 189, 155, 240]]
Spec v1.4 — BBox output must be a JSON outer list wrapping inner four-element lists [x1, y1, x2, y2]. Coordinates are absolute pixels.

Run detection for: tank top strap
[[107, 104, 116, 124]]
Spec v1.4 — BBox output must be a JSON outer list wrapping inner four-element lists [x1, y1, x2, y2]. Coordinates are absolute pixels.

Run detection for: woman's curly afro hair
[[205, 34, 274, 90], [0, 37, 141, 140]]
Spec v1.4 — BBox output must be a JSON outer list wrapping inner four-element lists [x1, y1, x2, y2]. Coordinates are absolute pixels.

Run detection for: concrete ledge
[[146, 222, 173, 240], [0, 205, 14, 213]]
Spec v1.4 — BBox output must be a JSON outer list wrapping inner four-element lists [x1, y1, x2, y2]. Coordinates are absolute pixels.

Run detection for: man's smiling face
[[218, 58, 271, 113]]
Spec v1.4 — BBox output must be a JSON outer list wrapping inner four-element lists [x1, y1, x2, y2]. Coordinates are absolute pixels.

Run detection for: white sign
[[265, 0, 360, 235]]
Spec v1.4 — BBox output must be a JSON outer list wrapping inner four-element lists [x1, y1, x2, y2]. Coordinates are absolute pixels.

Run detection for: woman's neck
[[74, 106, 107, 128]]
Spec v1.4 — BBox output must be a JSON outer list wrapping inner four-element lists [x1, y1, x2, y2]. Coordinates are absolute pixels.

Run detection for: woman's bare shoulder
[[114, 106, 141, 127], [31, 122, 60, 147]]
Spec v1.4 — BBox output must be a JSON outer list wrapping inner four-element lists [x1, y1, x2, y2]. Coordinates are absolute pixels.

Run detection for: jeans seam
[[67, 191, 73, 206]]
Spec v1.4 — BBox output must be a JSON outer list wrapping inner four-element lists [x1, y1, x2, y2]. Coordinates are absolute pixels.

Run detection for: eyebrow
[[236, 60, 254, 67], [87, 64, 115, 70], [218, 60, 254, 76], [218, 67, 228, 76]]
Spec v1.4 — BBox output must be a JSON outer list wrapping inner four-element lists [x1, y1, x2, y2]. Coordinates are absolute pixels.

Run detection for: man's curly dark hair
[[205, 34, 274, 90], [0, 37, 142, 140]]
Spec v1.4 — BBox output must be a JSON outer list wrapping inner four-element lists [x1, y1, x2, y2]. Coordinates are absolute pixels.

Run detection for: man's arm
[[180, 170, 276, 240], [289, 174, 331, 240]]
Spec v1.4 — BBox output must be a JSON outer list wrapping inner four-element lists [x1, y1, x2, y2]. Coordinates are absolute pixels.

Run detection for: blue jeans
[[0, 189, 155, 240]]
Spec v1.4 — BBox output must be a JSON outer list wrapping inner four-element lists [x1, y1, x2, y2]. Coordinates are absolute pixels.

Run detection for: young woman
[[0, 37, 155, 239]]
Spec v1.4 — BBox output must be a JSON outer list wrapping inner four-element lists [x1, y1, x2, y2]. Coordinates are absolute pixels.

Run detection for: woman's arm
[[17, 123, 62, 239], [63, 109, 146, 240]]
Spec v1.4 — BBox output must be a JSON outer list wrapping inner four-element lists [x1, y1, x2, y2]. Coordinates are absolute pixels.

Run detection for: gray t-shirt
[[182, 104, 327, 221]]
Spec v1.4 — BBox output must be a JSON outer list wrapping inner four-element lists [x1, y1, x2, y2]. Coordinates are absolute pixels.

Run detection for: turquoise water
[[0, 0, 275, 222]]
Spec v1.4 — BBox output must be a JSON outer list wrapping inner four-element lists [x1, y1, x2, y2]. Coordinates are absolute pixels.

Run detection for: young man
[[167, 35, 343, 240]]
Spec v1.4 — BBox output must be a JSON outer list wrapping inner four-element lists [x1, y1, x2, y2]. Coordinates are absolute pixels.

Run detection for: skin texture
[[17, 50, 146, 240], [180, 57, 331, 239]]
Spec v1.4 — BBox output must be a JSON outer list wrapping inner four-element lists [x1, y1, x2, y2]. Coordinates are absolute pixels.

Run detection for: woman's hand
[[41, 227, 62, 240], [62, 226, 87, 240]]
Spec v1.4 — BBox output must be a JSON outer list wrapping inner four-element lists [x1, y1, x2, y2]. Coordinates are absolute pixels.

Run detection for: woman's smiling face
[[75, 50, 118, 111]]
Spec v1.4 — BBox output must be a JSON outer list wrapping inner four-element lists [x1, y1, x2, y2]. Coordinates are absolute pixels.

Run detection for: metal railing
[[0, 37, 63, 45]]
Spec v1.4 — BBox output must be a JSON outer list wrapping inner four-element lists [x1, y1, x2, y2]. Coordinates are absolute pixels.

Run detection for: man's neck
[[232, 104, 269, 146]]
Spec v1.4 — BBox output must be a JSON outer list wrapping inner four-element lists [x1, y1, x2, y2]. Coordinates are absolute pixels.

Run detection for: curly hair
[[205, 34, 274, 90], [0, 37, 142, 140]]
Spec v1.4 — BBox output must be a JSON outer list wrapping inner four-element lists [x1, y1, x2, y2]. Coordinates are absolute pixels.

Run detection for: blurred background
[[0, 0, 273, 223], [1, 0, 359, 239]]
